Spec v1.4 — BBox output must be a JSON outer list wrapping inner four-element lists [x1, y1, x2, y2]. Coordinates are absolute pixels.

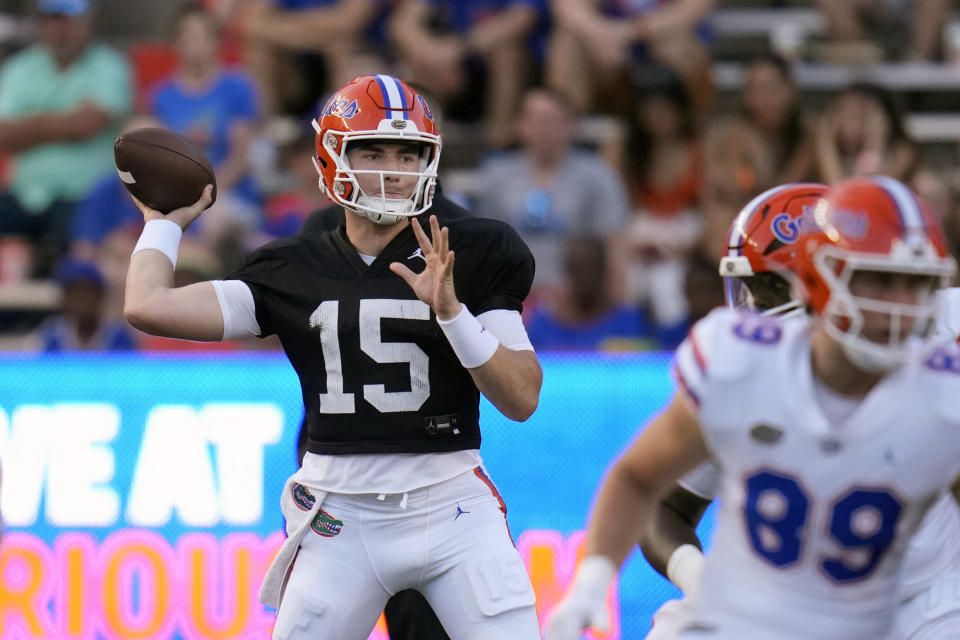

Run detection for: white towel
[[259, 471, 329, 609]]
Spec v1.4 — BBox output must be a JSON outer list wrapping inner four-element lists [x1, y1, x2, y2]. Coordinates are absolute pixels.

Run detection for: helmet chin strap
[[353, 194, 409, 225], [839, 337, 904, 374]]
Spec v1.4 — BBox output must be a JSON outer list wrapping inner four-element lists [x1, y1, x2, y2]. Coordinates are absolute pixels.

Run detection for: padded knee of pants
[[461, 548, 536, 617], [273, 589, 334, 640]]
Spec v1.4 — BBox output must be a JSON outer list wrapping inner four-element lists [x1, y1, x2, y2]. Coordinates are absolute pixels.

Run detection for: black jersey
[[228, 214, 534, 455]]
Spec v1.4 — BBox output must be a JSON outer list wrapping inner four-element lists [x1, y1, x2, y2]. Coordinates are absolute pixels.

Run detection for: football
[[114, 127, 218, 214]]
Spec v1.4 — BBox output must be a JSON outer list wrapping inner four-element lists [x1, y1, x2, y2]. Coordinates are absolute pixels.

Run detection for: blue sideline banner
[[0, 353, 715, 639]]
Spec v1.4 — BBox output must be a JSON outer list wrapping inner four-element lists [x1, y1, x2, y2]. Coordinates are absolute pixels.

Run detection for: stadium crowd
[[0, 0, 958, 353]]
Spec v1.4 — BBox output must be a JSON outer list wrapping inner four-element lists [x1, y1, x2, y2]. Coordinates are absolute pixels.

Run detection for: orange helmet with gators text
[[311, 75, 441, 225], [795, 176, 956, 371], [719, 183, 830, 316]]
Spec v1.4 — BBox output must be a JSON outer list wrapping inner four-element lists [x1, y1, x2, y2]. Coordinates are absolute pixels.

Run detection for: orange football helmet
[[311, 75, 441, 224], [795, 176, 956, 371], [719, 183, 830, 316]]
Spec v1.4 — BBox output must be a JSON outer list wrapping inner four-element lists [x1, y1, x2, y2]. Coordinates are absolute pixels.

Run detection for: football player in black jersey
[[124, 74, 543, 639], [299, 182, 468, 640]]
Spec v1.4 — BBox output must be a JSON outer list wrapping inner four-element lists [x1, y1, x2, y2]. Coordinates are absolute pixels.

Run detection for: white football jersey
[[935, 288, 960, 340], [672, 308, 960, 639]]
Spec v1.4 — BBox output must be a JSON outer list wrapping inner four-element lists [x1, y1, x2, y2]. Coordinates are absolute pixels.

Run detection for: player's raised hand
[[131, 184, 214, 231], [390, 215, 462, 320], [645, 598, 690, 640], [545, 592, 609, 640], [546, 556, 615, 640]]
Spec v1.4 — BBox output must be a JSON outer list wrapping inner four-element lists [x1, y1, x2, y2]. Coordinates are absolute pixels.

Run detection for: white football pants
[[273, 467, 541, 640]]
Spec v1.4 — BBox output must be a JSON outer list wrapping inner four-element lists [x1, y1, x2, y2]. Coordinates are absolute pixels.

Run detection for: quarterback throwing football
[[124, 75, 543, 640]]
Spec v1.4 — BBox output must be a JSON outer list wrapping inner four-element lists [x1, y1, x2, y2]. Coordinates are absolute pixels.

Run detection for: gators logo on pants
[[311, 509, 344, 537]]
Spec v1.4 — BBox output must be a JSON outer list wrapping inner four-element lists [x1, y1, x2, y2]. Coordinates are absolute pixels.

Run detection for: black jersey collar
[[333, 218, 427, 276]]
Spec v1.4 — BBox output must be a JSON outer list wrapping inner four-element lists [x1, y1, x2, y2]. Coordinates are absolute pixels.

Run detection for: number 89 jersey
[[228, 216, 533, 455], [673, 308, 960, 639]]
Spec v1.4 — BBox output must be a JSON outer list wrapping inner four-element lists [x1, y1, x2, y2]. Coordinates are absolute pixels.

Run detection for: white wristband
[[436, 305, 500, 369], [132, 219, 183, 268], [666, 544, 705, 596]]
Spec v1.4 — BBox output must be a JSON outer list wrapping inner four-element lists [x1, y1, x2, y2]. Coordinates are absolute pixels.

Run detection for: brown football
[[114, 127, 218, 214]]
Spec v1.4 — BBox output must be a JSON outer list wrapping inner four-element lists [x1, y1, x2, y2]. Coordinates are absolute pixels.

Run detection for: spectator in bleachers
[[681, 56, 811, 267], [619, 69, 701, 219], [697, 116, 773, 264], [547, 0, 714, 117], [389, 0, 542, 148], [241, 0, 389, 117], [815, 83, 918, 185], [31, 258, 137, 351], [150, 4, 264, 280], [474, 87, 629, 302], [614, 68, 702, 345], [154, 2, 261, 207], [617, 68, 702, 269], [526, 236, 680, 351], [811, 0, 950, 63], [0, 0, 131, 277], [735, 55, 816, 185]]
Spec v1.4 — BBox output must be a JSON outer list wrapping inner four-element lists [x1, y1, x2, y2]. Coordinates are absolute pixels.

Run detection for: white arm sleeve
[[211, 280, 261, 340], [476, 309, 534, 352]]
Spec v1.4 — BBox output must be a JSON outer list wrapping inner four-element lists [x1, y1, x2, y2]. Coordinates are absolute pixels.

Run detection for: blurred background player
[[638, 182, 829, 640], [634, 181, 960, 640], [546, 175, 960, 640], [123, 74, 542, 640]]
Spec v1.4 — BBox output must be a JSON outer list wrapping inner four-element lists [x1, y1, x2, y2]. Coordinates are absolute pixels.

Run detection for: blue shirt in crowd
[[152, 71, 260, 203]]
